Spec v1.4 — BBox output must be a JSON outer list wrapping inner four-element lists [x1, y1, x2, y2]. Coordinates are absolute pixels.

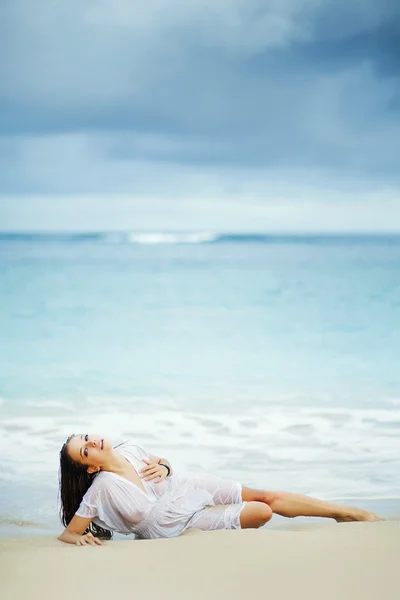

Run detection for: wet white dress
[[75, 441, 246, 539]]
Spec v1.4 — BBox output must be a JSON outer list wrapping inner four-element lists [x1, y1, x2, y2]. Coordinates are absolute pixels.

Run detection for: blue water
[[1, 232, 400, 534]]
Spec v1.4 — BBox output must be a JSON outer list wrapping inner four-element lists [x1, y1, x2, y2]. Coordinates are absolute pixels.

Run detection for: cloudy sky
[[0, 0, 399, 231]]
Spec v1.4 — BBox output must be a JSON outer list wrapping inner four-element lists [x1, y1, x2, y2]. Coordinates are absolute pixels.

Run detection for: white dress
[[75, 441, 247, 539]]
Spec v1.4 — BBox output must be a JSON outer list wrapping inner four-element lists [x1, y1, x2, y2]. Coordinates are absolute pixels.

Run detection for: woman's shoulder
[[77, 473, 112, 516], [84, 472, 111, 499]]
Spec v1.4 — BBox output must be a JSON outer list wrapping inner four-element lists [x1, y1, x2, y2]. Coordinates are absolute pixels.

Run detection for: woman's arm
[[58, 514, 101, 545]]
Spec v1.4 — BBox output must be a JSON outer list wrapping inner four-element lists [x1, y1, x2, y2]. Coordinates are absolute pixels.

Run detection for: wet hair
[[59, 434, 112, 540]]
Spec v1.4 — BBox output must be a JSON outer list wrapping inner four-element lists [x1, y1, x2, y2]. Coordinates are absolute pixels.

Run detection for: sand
[[1, 521, 399, 600]]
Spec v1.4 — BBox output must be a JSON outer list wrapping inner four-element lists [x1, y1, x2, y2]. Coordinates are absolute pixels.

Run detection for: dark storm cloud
[[0, 0, 399, 198]]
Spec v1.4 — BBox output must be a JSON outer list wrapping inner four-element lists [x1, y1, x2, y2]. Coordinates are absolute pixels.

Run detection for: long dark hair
[[59, 434, 112, 540]]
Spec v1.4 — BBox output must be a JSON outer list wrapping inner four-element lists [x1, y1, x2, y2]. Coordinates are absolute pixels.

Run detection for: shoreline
[[1, 496, 398, 538], [1, 521, 399, 600]]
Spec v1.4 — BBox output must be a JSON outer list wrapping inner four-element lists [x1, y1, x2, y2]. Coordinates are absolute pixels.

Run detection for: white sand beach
[[1, 521, 399, 600]]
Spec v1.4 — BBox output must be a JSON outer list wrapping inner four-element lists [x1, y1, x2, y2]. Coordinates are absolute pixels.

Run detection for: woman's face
[[67, 434, 112, 472]]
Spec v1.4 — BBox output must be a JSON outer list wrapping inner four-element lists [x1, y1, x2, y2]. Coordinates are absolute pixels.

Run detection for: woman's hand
[[75, 532, 102, 546], [140, 459, 168, 483]]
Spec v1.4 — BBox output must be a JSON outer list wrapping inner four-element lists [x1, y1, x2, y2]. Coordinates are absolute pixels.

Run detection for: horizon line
[[1, 230, 400, 236]]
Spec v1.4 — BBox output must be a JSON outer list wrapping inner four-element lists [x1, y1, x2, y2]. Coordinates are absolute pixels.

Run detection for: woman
[[59, 433, 381, 546]]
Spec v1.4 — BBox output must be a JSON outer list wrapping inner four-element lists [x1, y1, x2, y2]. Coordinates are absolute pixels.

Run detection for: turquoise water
[[1, 233, 399, 534]]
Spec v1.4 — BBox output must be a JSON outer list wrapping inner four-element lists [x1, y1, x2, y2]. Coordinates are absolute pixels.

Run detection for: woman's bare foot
[[335, 507, 382, 523]]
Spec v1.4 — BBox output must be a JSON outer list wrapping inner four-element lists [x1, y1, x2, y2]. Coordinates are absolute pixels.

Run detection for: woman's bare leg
[[239, 501, 273, 529], [242, 487, 381, 522]]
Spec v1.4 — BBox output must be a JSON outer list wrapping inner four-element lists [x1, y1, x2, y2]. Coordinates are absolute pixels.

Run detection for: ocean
[[0, 232, 399, 535]]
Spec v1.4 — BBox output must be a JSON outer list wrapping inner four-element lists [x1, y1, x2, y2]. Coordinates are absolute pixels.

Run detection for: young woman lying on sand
[[58, 434, 381, 546]]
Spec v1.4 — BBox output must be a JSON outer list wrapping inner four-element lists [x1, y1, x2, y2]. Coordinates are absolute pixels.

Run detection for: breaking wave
[[1, 232, 400, 246]]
